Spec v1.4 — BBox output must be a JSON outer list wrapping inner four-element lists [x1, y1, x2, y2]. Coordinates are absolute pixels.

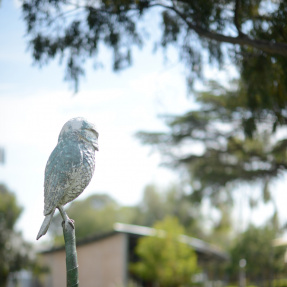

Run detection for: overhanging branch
[[157, 2, 287, 57]]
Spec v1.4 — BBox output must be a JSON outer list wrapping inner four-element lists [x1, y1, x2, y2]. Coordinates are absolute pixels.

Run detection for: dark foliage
[[137, 81, 287, 206], [0, 184, 35, 287], [227, 224, 287, 285], [22, 0, 287, 215], [21, 0, 287, 116]]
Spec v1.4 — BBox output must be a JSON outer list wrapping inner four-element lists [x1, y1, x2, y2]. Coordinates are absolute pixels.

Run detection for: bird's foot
[[58, 206, 75, 231], [62, 218, 75, 230]]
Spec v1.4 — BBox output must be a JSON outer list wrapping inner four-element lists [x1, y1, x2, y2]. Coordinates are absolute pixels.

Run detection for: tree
[[49, 193, 143, 244], [21, 0, 287, 215], [0, 184, 34, 287], [226, 222, 287, 286], [137, 80, 287, 215], [133, 183, 207, 238], [135, 184, 165, 227], [50, 193, 120, 243], [130, 216, 199, 287], [21, 0, 287, 124], [48, 186, 211, 245]]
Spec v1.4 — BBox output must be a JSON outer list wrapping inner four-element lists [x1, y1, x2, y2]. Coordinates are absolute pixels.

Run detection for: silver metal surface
[[37, 118, 99, 240]]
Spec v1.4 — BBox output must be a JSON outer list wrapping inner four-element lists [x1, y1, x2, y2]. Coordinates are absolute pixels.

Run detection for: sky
[[1, 0, 286, 244], [0, 0, 195, 243]]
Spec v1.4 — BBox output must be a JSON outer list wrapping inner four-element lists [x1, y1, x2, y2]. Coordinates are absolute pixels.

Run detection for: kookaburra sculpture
[[37, 117, 99, 240]]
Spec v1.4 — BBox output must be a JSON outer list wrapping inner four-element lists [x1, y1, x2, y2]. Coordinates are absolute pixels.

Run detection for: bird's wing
[[43, 141, 83, 215]]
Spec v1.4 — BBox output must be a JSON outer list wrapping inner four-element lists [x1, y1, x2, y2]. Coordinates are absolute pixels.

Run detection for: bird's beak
[[93, 140, 99, 151]]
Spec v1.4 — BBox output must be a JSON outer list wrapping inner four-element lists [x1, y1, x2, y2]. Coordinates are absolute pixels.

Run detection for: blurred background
[[1, 0, 287, 286]]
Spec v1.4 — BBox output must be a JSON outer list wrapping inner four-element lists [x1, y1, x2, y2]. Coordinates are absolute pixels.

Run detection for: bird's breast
[[82, 145, 96, 181], [59, 144, 96, 206]]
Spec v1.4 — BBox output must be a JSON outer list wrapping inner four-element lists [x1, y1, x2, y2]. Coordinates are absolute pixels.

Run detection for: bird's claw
[[62, 218, 75, 230], [68, 218, 75, 229]]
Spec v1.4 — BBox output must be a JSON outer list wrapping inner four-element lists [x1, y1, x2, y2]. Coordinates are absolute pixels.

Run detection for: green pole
[[63, 222, 79, 287]]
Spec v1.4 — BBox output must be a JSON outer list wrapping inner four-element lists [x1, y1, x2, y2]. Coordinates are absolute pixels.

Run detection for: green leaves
[[161, 10, 181, 47], [22, 0, 143, 91], [0, 184, 22, 231], [227, 224, 286, 285], [130, 216, 199, 287], [0, 184, 33, 287], [137, 80, 287, 207], [50, 194, 120, 243], [20, 0, 287, 92]]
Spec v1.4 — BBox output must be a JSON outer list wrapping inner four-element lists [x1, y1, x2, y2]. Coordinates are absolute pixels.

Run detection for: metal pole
[[63, 222, 79, 287], [239, 258, 246, 287]]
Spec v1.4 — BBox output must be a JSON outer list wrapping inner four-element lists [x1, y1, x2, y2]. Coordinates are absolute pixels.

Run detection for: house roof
[[41, 230, 117, 254], [114, 223, 229, 260], [41, 222, 229, 260]]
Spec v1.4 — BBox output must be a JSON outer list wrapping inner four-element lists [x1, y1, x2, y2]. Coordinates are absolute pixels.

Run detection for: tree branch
[[157, 2, 287, 57], [234, 0, 245, 37]]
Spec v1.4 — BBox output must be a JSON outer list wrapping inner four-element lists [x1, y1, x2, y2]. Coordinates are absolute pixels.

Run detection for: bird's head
[[59, 117, 99, 151]]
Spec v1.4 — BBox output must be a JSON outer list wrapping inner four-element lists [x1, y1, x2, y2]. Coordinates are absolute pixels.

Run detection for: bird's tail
[[36, 210, 55, 240]]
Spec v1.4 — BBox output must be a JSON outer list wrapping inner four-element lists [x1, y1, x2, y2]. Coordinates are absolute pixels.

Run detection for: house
[[39, 223, 229, 287]]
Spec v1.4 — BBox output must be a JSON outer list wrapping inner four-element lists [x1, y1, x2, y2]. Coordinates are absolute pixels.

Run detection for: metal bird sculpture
[[37, 117, 99, 240]]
